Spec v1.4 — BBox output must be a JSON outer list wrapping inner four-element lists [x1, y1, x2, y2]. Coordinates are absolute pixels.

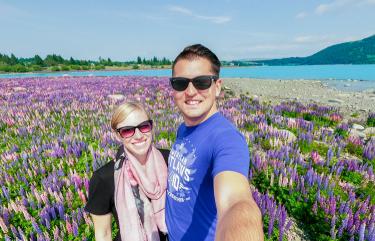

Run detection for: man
[[166, 44, 264, 241]]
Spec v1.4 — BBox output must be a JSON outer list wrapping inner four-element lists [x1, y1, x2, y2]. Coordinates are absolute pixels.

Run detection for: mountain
[[254, 35, 375, 65]]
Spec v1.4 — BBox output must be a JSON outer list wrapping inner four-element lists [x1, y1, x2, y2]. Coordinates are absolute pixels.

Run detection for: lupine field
[[0, 76, 374, 241]]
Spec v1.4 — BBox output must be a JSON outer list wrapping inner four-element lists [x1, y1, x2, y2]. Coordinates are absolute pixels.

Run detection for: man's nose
[[185, 82, 197, 96]]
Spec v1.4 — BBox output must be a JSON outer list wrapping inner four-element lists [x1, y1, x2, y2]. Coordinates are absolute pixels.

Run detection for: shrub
[[367, 112, 375, 127], [51, 66, 61, 71], [61, 65, 70, 71]]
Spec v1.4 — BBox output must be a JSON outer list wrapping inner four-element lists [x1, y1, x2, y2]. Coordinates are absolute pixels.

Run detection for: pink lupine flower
[[66, 219, 73, 235], [0, 216, 8, 233]]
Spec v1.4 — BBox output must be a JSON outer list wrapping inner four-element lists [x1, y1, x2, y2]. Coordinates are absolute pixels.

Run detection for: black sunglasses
[[116, 120, 153, 138], [169, 75, 219, 91]]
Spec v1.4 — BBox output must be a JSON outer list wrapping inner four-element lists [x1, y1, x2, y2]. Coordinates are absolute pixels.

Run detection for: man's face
[[172, 57, 222, 126]]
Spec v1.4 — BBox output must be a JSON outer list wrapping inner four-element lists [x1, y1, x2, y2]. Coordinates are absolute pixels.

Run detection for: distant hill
[[253, 34, 375, 65]]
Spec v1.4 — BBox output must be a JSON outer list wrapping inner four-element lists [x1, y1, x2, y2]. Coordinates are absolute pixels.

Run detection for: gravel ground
[[223, 78, 375, 120]]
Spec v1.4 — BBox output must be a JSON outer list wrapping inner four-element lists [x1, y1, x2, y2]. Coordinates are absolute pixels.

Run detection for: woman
[[85, 101, 169, 241]]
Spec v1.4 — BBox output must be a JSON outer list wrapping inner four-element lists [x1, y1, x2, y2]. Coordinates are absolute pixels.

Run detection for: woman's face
[[116, 109, 152, 163]]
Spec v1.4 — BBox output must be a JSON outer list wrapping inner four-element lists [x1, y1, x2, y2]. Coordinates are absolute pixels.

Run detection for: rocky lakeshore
[[223, 78, 375, 120]]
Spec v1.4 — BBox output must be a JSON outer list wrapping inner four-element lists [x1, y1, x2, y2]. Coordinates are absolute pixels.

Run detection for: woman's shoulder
[[92, 161, 115, 181]]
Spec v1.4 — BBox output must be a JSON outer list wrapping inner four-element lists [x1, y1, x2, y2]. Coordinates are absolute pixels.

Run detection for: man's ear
[[215, 78, 222, 97]]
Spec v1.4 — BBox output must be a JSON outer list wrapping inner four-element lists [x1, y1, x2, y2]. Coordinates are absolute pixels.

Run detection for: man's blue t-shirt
[[165, 112, 250, 241]]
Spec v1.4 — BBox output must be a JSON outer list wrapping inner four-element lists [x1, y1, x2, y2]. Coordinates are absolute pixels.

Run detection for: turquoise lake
[[1, 64, 374, 91]]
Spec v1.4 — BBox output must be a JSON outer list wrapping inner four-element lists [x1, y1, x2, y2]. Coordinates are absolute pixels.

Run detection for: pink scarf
[[114, 145, 168, 241]]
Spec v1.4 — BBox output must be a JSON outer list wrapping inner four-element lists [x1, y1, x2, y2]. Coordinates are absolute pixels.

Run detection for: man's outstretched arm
[[214, 171, 264, 241]]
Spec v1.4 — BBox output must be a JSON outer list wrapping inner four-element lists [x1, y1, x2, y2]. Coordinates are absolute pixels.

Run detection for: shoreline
[[223, 78, 375, 120]]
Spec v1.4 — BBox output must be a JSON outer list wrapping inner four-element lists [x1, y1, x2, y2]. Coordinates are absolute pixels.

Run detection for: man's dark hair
[[172, 44, 221, 76]]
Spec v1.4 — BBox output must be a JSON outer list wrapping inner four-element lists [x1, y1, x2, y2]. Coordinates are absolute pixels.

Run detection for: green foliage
[[51, 66, 61, 71], [303, 113, 336, 127], [136, 56, 171, 66], [0, 52, 172, 73], [61, 65, 70, 71], [0, 64, 28, 72], [253, 170, 331, 240], [70, 65, 82, 70], [367, 116, 375, 127], [156, 131, 176, 142], [282, 111, 298, 118], [33, 54, 44, 66], [346, 142, 363, 157], [94, 65, 105, 70], [356, 181, 375, 205], [261, 139, 272, 150], [334, 128, 349, 138], [298, 141, 328, 156], [244, 122, 257, 132], [31, 65, 43, 71], [341, 170, 363, 186]]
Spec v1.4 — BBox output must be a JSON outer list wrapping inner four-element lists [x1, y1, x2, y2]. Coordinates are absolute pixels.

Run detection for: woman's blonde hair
[[111, 101, 150, 131]]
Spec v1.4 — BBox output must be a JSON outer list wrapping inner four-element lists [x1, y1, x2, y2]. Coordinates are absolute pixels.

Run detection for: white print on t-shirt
[[167, 140, 197, 202]]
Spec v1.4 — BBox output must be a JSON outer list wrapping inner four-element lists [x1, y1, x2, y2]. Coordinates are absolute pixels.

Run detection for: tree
[[107, 58, 112, 66], [33, 55, 44, 66], [10, 54, 19, 65], [69, 57, 77, 65]]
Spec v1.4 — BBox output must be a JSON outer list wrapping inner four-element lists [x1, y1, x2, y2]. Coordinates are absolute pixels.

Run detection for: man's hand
[[214, 171, 264, 241]]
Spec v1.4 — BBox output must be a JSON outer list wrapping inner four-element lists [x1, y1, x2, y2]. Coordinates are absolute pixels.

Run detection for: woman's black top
[[84, 147, 169, 241]]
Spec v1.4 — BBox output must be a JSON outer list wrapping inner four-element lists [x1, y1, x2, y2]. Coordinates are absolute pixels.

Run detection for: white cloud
[[196, 15, 231, 24], [240, 44, 300, 52], [315, 0, 349, 14], [314, 0, 375, 15], [168, 6, 192, 15], [357, 0, 375, 6], [293, 34, 368, 47], [296, 12, 308, 19], [292, 35, 339, 44], [167, 5, 231, 24]]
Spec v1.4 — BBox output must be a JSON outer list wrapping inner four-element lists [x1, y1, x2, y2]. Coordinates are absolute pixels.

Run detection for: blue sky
[[1, 0, 374, 61]]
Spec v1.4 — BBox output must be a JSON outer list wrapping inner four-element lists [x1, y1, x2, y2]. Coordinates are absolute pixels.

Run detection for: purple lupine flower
[[17, 226, 27, 241], [76, 208, 83, 224], [330, 215, 337, 239], [336, 146, 341, 158], [359, 222, 366, 241], [72, 220, 79, 237], [57, 203, 65, 220], [312, 201, 318, 215], [10, 225, 20, 239], [49, 206, 57, 220], [363, 139, 375, 160], [32, 220, 42, 234], [2, 208, 10, 226], [326, 147, 333, 166], [1, 186, 10, 200], [268, 210, 275, 238], [278, 206, 287, 241]]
